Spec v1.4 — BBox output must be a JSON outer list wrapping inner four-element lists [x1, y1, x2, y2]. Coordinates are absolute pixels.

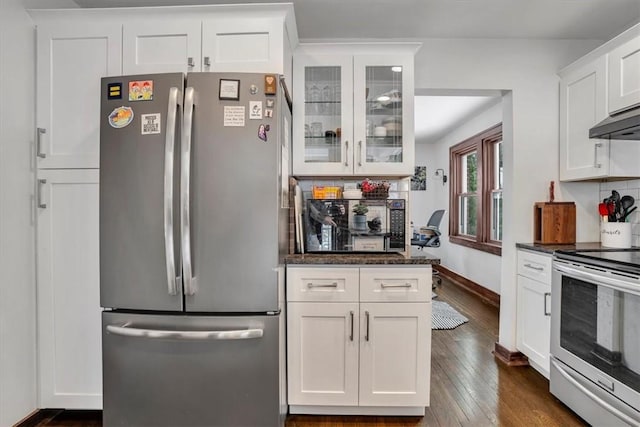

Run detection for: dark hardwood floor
[[29, 276, 586, 427]]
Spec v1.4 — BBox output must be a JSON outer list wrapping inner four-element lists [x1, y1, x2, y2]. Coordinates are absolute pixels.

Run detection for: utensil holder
[[601, 222, 632, 248]]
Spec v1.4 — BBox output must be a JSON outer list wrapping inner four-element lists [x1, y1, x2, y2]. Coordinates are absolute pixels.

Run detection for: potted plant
[[352, 203, 369, 230]]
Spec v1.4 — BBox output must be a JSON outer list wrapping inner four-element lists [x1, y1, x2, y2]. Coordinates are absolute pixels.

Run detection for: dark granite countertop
[[285, 250, 440, 265], [516, 242, 605, 255]]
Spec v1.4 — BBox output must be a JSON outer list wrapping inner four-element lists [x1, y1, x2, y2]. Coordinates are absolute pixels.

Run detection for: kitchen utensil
[[598, 203, 609, 222], [621, 195, 635, 214], [611, 190, 622, 221], [622, 206, 637, 222]]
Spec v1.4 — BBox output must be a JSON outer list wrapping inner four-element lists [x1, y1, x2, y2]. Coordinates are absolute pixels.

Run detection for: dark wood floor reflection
[[31, 277, 586, 427]]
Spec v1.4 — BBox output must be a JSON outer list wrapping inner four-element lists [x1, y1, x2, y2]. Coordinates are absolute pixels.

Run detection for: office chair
[[411, 209, 445, 286]]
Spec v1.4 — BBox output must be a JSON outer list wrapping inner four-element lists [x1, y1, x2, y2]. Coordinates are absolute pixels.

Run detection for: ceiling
[[26, 0, 640, 41], [24, 0, 640, 143]]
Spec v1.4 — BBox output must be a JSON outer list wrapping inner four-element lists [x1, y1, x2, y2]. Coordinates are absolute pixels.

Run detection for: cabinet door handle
[[306, 282, 338, 288], [365, 310, 370, 342], [344, 140, 349, 167], [187, 57, 195, 68], [36, 128, 46, 158], [380, 282, 412, 288], [349, 311, 354, 341], [594, 142, 603, 169], [204, 56, 211, 67], [524, 263, 544, 272], [544, 292, 551, 316], [357, 140, 363, 167], [37, 179, 47, 209]]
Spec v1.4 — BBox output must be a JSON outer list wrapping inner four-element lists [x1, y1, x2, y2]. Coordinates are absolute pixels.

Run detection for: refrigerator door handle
[[106, 324, 264, 341], [181, 86, 196, 295], [165, 87, 181, 296]]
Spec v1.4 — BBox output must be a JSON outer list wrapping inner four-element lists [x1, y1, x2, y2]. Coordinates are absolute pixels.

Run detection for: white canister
[[601, 222, 632, 248]]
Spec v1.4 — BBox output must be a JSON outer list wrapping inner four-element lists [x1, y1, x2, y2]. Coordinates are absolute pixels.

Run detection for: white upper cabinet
[[202, 16, 286, 74], [36, 22, 122, 169], [123, 20, 202, 74], [559, 24, 640, 182], [608, 35, 640, 114], [559, 56, 610, 181], [292, 44, 419, 177]]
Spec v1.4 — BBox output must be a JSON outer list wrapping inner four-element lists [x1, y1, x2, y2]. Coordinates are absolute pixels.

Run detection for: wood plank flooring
[[30, 277, 586, 427]]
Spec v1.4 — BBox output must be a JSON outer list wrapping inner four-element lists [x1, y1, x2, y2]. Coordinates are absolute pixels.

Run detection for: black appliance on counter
[[304, 198, 406, 253], [551, 248, 640, 426]]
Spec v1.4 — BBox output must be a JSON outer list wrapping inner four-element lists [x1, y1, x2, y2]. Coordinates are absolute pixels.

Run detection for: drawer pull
[[380, 282, 412, 289], [307, 282, 338, 288], [524, 263, 544, 272], [544, 292, 551, 316], [349, 311, 354, 341], [365, 310, 370, 342]]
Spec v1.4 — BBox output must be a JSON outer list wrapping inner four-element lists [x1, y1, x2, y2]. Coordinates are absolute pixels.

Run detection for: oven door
[[551, 259, 640, 418]]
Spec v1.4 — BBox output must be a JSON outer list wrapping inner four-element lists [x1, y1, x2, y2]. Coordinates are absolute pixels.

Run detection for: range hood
[[589, 107, 640, 140]]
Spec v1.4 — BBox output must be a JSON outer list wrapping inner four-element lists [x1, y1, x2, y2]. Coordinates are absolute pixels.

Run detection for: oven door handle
[[551, 359, 640, 426], [554, 262, 640, 297]]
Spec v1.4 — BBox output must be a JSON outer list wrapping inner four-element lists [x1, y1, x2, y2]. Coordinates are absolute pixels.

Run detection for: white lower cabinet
[[516, 249, 552, 378], [36, 169, 102, 409], [287, 266, 431, 415]]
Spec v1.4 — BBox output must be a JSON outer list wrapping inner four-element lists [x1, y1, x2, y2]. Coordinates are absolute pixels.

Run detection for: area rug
[[432, 300, 469, 330]]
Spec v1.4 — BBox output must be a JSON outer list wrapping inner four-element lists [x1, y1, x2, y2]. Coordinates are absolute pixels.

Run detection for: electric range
[[554, 248, 640, 276]]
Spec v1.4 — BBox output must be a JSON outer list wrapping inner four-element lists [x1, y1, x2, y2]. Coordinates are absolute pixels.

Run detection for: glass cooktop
[[555, 248, 640, 275]]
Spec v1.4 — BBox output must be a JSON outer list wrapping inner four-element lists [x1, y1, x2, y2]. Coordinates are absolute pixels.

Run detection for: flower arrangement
[[359, 178, 390, 199]]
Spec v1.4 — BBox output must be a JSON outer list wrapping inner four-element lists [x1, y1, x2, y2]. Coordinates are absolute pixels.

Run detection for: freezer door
[[102, 311, 281, 427], [182, 73, 286, 312], [100, 73, 184, 311]]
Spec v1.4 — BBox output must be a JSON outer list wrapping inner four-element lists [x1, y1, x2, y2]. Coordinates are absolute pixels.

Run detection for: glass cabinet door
[[354, 56, 414, 176], [292, 55, 353, 175]]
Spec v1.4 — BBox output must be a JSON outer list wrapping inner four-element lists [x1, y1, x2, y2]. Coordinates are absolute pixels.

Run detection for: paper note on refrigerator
[[223, 106, 245, 127]]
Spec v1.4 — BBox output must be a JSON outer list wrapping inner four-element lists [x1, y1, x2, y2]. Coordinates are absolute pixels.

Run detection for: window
[[449, 124, 502, 255]]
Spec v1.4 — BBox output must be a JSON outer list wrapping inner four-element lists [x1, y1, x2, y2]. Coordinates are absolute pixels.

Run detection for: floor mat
[[432, 300, 468, 330]]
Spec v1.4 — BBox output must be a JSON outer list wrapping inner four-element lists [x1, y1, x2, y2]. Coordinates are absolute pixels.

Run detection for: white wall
[[413, 100, 503, 294], [413, 37, 603, 350], [0, 1, 37, 425]]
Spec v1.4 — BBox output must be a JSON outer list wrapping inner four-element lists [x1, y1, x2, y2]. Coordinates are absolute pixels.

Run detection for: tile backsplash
[[600, 179, 640, 247]]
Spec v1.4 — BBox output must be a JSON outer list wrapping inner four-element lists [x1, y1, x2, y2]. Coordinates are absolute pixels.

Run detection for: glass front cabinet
[[292, 48, 416, 176]]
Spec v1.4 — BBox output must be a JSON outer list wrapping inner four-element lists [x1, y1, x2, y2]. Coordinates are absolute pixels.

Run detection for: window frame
[[449, 123, 503, 256]]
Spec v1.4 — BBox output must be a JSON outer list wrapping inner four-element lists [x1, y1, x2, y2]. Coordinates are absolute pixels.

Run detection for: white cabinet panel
[[287, 302, 359, 406], [287, 267, 359, 302], [36, 23, 122, 169], [202, 17, 284, 73], [608, 36, 640, 114], [37, 169, 101, 409], [517, 275, 551, 377], [123, 21, 201, 74], [359, 302, 430, 407], [360, 267, 430, 302]]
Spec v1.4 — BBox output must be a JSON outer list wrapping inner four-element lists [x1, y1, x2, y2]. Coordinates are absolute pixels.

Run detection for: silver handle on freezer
[[344, 140, 349, 167], [594, 142, 603, 169], [307, 282, 338, 288], [37, 179, 47, 208], [164, 87, 180, 296], [550, 359, 639, 426], [181, 87, 196, 296], [543, 292, 551, 316], [36, 128, 46, 158], [358, 140, 363, 167], [380, 282, 412, 288], [349, 311, 354, 341], [106, 324, 263, 341], [365, 310, 370, 342]]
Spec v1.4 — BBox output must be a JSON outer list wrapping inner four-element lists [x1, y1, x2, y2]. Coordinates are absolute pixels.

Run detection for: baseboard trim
[[14, 409, 62, 427], [493, 342, 529, 367], [435, 265, 500, 307]]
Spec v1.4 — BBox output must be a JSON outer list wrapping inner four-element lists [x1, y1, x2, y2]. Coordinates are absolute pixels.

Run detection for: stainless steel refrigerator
[[99, 72, 290, 426]]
